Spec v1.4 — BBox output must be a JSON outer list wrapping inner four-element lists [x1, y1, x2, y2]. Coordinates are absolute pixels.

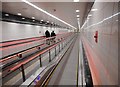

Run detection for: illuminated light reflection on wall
[[81, 12, 120, 29]]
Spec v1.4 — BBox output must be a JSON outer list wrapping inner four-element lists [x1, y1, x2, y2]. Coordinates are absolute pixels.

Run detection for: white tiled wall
[[2, 21, 69, 42], [81, 2, 118, 85]]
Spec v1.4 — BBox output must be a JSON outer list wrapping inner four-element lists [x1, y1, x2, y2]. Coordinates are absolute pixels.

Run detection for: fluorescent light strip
[[22, 18, 25, 19], [32, 17, 35, 19], [77, 20, 80, 30], [22, 0, 76, 29], [91, 8, 98, 11], [84, 12, 120, 29], [81, 20, 88, 29], [88, 14, 92, 17], [5, 14, 9, 16], [76, 10, 80, 12], [77, 15, 80, 17], [18, 13, 22, 16], [73, 0, 79, 2], [77, 18, 80, 29]]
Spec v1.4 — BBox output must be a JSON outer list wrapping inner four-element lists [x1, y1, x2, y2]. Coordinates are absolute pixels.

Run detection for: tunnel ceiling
[[2, 2, 89, 29]]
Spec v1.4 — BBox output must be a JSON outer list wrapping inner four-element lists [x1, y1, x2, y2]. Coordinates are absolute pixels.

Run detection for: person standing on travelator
[[51, 31, 56, 43], [45, 30, 50, 45]]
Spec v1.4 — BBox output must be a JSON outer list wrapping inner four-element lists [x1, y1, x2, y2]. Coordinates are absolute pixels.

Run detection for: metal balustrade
[[1, 32, 75, 86], [0, 33, 71, 64], [1, 32, 71, 58]]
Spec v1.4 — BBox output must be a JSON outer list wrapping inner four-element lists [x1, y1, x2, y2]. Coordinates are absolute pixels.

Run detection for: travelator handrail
[[77, 39, 93, 86], [0, 43, 45, 63], [2, 33, 74, 82], [22, 33, 77, 86], [8, 33, 72, 71], [0, 33, 68, 52], [0, 33, 72, 63], [0, 36, 43, 47], [0, 37, 45, 48], [0, 32, 69, 48], [77, 40, 86, 86]]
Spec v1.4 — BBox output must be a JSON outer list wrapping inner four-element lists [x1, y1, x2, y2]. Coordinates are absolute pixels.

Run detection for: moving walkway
[[1, 33, 93, 86]]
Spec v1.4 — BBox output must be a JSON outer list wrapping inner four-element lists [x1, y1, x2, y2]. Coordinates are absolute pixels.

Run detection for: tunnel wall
[[82, 2, 118, 85], [2, 21, 69, 42]]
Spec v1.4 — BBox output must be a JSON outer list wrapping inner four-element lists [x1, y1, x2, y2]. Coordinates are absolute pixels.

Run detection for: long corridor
[[0, 1, 119, 86]]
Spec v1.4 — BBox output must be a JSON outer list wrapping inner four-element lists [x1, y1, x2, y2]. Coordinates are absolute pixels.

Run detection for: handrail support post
[[21, 65, 26, 82], [39, 55, 42, 67], [49, 49, 51, 62], [59, 44, 60, 52], [55, 46, 57, 56]]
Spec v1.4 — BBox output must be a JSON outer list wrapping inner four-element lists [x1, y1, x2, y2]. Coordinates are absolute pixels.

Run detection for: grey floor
[[48, 36, 79, 85]]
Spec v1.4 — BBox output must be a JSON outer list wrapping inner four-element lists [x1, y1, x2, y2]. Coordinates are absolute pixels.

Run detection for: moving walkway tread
[[46, 36, 79, 85]]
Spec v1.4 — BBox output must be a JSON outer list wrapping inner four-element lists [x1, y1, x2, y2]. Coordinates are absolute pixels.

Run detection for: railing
[[0, 34, 70, 59], [0, 33, 71, 65], [2, 32, 75, 86], [82, 44, 93, 86], [0, 32, 69, 48], [78, 40, 86, 86], [77, 39, 93, 86], [1, 32, 69, 58], [0, 36, 45, 47]]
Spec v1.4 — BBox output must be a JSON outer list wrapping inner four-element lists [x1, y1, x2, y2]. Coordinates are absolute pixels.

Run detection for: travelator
[[1, 33, 93, 87]]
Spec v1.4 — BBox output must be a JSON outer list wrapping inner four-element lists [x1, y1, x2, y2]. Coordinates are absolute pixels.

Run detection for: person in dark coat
[[45, 30, 50, 38], [51, 31, 56, 37], [45, 30, 50, 45], [51, 31, 56, 43]]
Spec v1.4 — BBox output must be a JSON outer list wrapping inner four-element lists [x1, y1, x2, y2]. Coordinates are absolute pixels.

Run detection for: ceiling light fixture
[[47, 21, 49, 23], [17, 13, 22, 16], [91, 8, 98, 11], [76, 10, 79, 12], [77, 20, 80, 30], [77, 15, 80, 17], [22, 18, 25, 19], [22, 0, 76, 29], [32, 17, 35, 19], [73, 0, 79, 2], [88, 14, 92, 17], [41, 20, 43, 21], [5, 14, 9, 16]]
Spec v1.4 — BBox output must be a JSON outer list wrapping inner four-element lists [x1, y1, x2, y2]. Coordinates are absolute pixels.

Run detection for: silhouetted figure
[[51, 31, 56, 37], [45, 30, 50, 45], [45, 30, 50, 38], [51, 31, 56, 43]]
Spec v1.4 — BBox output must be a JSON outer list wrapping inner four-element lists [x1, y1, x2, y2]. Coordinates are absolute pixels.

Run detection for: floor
[[48, 35, 79, 85]]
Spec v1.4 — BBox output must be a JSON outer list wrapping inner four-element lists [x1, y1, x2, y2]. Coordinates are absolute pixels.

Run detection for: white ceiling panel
[[2, 2, 88, 29]]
